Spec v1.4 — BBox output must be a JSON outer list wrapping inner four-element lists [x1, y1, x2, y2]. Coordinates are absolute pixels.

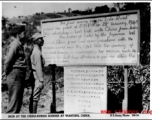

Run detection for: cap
[[32, 32, 45, 41]]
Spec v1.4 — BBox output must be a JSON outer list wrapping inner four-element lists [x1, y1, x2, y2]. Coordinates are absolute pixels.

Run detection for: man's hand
[[38, 81, 44, 89], [2, 72, 7, 81]]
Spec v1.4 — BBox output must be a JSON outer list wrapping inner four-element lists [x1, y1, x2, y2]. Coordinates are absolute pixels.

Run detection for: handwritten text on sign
[[64, 67, 107, 114], [42, 12, 139, 65]]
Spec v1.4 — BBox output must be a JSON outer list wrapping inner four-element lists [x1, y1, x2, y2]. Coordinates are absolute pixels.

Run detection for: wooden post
[[50, 64, 56, 113], [123, 66, 128, 110]]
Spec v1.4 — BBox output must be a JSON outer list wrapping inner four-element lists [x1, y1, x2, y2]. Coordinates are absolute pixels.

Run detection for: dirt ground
[[2, 76, 64, 114]]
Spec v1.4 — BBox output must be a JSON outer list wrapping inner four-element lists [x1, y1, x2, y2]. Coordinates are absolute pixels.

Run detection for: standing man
[[4, 25, 26, 113], [29, 32, 45, 113]]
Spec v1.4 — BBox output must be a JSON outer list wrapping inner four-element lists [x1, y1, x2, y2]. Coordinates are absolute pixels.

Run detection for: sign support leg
[[123, 66, 128, 111], [50, 64, 56, 113]]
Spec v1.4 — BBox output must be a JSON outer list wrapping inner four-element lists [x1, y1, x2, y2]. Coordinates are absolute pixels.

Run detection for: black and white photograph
[[1, 1, 151, 119]]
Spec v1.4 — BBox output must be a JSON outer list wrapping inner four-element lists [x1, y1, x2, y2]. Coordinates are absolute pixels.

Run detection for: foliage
[[2, 16, 8, 29], [107, 65, 150, 110], [110, 7, 117, 12], [94, 5, 110, 13]]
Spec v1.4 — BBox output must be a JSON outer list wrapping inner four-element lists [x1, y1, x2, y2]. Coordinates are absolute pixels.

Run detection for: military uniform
[[31, 45, 44, 100], [29, 44, 45, 113], [5, 38, 26, 113]]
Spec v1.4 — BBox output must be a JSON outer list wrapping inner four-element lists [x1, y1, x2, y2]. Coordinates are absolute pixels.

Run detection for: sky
[[2, 2, 114, 18]]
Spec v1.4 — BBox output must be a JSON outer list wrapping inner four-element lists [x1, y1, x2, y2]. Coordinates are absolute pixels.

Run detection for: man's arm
[[34, 53, 44, 82], [4, 43, 17, 75]]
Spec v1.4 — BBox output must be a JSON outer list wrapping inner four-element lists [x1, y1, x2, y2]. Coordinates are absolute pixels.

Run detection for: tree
[[113, 3, 125, 11], [94, 5, 109, 14], [35, 13, 40, 16], [2, 16, 8, 29], [110, 7, 117, 12], [72, 10, 81, 14], [68, 8, 72, 13], [85, 7, 93, 14]]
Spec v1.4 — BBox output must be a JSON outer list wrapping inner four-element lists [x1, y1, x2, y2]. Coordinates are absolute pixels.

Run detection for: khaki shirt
[[30, 45, 45, 82], [4, 38, 26, 75]]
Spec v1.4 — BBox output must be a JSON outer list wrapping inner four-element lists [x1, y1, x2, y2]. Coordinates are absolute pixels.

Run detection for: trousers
[[29, 71, 43, 113], [6, 68, 25, 113]]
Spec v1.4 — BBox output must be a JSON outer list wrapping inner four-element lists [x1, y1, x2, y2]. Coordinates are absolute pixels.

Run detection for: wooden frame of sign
[[41, 10, 140, 66]]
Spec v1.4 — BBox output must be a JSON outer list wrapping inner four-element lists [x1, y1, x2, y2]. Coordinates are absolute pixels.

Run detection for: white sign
[[64, 67, 107, 114], [41, 11, 140, 66]]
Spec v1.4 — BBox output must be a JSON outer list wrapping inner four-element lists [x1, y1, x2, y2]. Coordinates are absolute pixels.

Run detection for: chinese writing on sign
[[64, 67, 107, 114]]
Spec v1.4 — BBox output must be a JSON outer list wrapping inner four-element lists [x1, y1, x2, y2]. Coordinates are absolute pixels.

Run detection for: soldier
[[4, 25, 26, 113], [29, 32, 45, 113]]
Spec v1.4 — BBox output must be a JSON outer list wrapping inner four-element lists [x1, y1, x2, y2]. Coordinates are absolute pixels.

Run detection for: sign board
[[41, 10, 140, 66], [64, 67, 107, 114]]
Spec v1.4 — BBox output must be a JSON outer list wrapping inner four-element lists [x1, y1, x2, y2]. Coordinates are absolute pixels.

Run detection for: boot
[[29, 101, 33, 113], [32, 101, 38, 113], [29, 96, 33, 113]]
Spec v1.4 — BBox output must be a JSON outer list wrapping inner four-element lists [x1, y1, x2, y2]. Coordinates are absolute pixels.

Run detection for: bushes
[[107, 65, 150, 111]]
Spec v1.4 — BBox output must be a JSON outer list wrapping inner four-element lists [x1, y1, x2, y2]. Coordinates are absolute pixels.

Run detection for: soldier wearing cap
[[29, 32, 45, 113], [4, 25, 26, 113]]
